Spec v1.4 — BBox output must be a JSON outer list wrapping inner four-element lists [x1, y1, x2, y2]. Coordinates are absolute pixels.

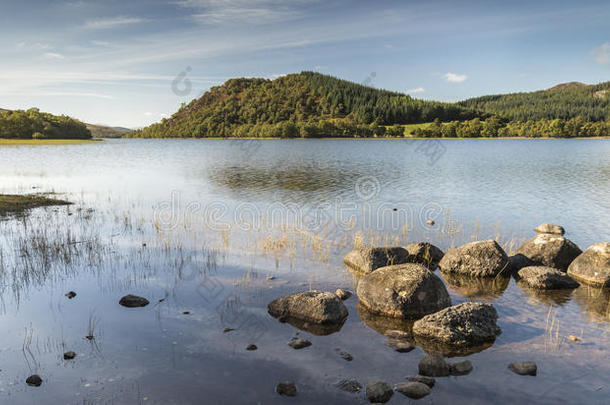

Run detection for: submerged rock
[[268, 290, 348, 324], [406, 375, 435, 388], [63, 351, 76, 360], [335, 378, 362, 393], [277, 316, 345, 336], [418, 354, 450, 377], [534, 223, 565, 235], [439, 240, 510, 277], [26, 375, 42, 387], [515, 234, 582, 271], [356, 263, 451, 318], [449, 360, 473, 376], [413, 302, 501, 346], [335, 348, 353, 361], [335, 288, 353, 300], [276, 381, 297, 396], [403, 242, 445, 270], [365, 380, 393, 403], [119, 294, 150, 308], [567, 242, 610, 287], [288, 337, 312, 349], [385, 339, 415, 353], [508, 362, 537, 376], [395, 382, 430, 399], [246, 344, 257, 351], [344, 247, 409, 273], [517, 266, 579, 289]]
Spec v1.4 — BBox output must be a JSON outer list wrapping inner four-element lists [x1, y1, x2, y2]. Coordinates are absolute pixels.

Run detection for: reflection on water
[[0, 139, 609, 404], [275, 316, 345, 336], [515, 281, 575, 306]]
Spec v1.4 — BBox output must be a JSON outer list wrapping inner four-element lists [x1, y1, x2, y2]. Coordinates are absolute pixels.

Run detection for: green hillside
[[86, 123, 132, 138], [131, 72, 478, 138], [0, 108, 91, 140], [459, 81, 610, 122]]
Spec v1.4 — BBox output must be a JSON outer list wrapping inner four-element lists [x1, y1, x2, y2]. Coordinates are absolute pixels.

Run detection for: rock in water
[[439, 240, 510, 277], [276, 381, 297, 396], [335, 348, 353, 361], [413, 302, 501, 345], [508, 362, 537, 376], [517, 266, 579, 289], [567, 242, 610, 287], [356, 263, 451, 318], [344, 247, 409, 273], [26, 375, 42, 387], [365, 380, 393, 403], [406, 375, 435, 388], [534, 223, 565, 235], [335, 288, 352, 300], [246, 344, 257, 351], [385, 339, 415, 353], [449, 360, 473, 375], [119, 294, 150, 308], [335, 378, 362, 393], [395, 382, 431, 399], [268, 290, 348, 324], [65, 291, 77, 299], [418, 354, 450, 377], [63, 351, 76, 360], [515, 234, 582, 271], [404, 242, 445, 270], [288, 337, 312, 349]]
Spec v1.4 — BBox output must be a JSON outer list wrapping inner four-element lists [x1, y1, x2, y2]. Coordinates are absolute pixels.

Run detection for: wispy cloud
[[42, 52, 65, 60], [179, 0, 309, 23], [444, 72, 467, 83], [406, 87, 425, 94], [592, 43, 610, 65], [84, 16, 145, 29]]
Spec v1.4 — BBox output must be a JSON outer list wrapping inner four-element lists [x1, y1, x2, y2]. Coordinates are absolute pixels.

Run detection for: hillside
[[459, 81, 610, 122], [86, 123, 132, 138], [0, 108, 91, 140], [131, 72, 478, 138]]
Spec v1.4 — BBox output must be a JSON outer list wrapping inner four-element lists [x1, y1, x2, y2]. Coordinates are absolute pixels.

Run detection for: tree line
[[0, 108, 91, 139]]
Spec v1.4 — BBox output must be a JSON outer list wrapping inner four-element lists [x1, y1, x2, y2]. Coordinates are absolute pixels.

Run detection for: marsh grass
[[0, 193, 71, 216]]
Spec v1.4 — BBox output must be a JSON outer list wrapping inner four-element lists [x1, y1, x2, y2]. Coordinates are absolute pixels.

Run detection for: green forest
[[0, 108, 91, 139]]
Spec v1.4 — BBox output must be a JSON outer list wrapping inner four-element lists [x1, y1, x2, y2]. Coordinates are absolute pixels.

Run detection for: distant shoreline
[[120, 136, 610, 140], [0, 139, 102, 145]]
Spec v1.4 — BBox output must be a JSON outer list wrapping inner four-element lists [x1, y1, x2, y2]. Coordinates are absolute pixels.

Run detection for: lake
[[0, 138, 608, 404]]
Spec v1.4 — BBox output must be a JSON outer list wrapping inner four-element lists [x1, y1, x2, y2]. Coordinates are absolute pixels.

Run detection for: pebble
[[26, 375, 42, 387], [288, 337, 312, 349], [406, 375, 435, 388], [419, 354, 450, 377], [508, 362, 537, 376], [276, 381, 297, 396], [449, 360, 473, 376], [65, 291, 77, 299], [246, 344, 257, 351], [395, 382, 430, 399], [63, 351, 77, 360]]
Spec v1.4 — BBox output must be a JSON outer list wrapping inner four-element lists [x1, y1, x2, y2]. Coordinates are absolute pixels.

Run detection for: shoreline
[[121, 136, 610, 140], [0, 139, 103, 145]]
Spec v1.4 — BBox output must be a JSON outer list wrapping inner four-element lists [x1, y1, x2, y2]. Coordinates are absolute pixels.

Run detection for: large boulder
[[534, 223, 565, 235], [268, 291, 348, 324], [356, 263, 451, 319], [413, 302, 501, 346], [517, 266, 579, 290], [567, 242, 610, 287], [438, 240, 510, 277], [344, 247, 408, 273], [514, 234, 581, 271], [403, 242, 444, 270]]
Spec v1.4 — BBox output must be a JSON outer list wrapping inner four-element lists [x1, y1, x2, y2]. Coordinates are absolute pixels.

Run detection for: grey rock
[[404, 242, 445, 270], [517, 266, 579, 289], [288, 337, 312, 349], [449, 360, 473, 375], [335, 288, 353, 300], [365, 380, 394, 403], [534, 223, 565, 235], [246, 344, 257, 351], [406, 375, 435, 388], [508, 361, 537, 376], [26, 375, 42, 387], [439, 240, 510, 277], [335, 348, 353, 361], [395, 382, 430, 399], [344, 247, 409, 274], [356, 263, 451, 318], [567, 242, 610, 287], [515, 234, 582, 271], [335, 378, 362, 393], [385, 339, 415, 353], [119, 294, 150, 308], [65, 291, 76, 299], [268, 290, 348, 324], [63, 351, 76, 360], [276, 381, 297, 396], [413, 302, 501, 346], [418, 354, 450, 377]]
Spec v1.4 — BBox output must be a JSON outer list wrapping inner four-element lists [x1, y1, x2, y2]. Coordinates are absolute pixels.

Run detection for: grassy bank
[[0, 194, 71, 215]]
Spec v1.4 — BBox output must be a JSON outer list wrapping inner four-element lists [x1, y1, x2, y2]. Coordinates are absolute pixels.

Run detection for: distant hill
[[85, 123, 132, 138], [131, 71, 478, 138], [459, 81, 610, 122], [0, 108, 91, 140]]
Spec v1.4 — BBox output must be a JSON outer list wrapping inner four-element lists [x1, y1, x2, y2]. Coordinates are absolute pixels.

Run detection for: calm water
[[0, 139, 608, 404]]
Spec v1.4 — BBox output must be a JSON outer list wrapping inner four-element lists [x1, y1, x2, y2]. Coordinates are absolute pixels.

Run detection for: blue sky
[[1, 0, 609, 127]]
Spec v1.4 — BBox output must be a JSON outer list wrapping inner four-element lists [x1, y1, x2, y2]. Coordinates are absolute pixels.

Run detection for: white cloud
[[84, 17, 145, 29], [180, 0, 309, 23], [592, 43, 610, 65], [406, 87, 425, 94], [42, 52, 65, 60], [444, 72, 467, 83]]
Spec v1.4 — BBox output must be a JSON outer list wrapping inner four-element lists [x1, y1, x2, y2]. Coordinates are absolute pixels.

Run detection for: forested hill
[[0, 108, 91, 139], [459, 81, 610, 122], [131, 72, 479, 138]]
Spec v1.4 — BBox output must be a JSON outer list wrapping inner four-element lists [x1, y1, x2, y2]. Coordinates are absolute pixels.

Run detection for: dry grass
[[0, 194, 71, 216]]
